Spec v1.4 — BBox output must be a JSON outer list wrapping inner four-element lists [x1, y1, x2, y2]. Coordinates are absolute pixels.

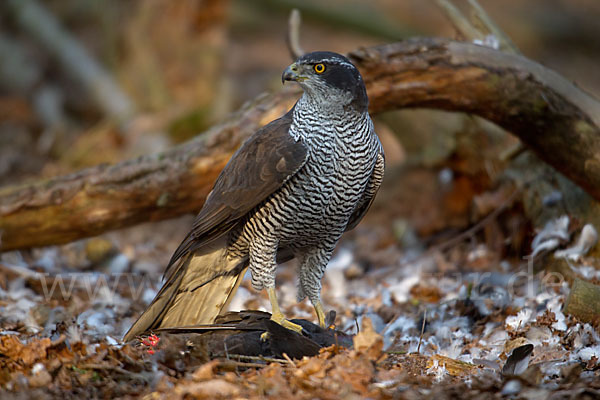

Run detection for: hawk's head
[[282, 51, 368, 111]]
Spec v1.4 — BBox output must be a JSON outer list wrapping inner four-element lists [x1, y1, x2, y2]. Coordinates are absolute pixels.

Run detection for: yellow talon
[[266, 287, 304, 334], [314, 300, 326, 328], [271, 312, 304, 333]]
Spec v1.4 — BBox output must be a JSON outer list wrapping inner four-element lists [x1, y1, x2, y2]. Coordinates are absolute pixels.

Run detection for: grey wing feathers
[[165, 109, 308, 279]]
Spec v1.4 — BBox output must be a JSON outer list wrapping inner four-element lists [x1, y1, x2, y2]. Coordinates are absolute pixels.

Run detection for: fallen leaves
[[410, 284, 443, 303], [175, 378, 241, 398], [1, 204, 600, 399], [0, 335, 51, 366], [352, 317, 383, 359]]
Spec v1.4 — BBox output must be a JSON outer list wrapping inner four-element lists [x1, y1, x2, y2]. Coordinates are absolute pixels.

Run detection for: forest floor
[[1, 197, 600, 398]]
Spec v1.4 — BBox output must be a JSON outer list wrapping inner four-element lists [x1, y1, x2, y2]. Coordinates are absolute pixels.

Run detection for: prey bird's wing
[[165, 109, 308, 280]]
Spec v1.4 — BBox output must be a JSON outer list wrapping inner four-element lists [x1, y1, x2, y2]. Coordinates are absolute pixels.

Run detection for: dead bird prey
[[124, 51, 384, 341]]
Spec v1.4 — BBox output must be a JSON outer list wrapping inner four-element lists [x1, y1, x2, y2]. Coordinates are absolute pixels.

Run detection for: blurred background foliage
[[1, 0, 599, 250]]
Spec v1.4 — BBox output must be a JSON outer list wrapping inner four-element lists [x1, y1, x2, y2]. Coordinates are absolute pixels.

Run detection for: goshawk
[[125, 51, 384, 340]]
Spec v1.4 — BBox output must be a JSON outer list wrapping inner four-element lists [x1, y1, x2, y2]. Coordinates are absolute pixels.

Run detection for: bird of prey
[[124, 51, 384, 341]]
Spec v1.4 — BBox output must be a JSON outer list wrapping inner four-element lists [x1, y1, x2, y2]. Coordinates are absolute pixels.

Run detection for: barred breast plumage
[[228, 94, 382, 302], [124, 51, 384, 340]]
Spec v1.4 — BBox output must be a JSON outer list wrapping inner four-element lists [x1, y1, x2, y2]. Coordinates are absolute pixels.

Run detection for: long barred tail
[[123, 242, 247, 341]]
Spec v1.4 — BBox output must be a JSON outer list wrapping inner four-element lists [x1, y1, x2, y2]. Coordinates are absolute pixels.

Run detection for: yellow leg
[[267, 287, 303, 334], [314, 300, 326, 328]]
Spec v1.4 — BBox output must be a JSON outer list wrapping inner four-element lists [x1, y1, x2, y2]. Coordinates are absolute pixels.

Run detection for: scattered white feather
[[438, 168, 453, 185], [105, 336, 119, 346], [92, 285, 130, 314], [108, 254, 130, 274], [382, 316, 416, 350], [77, 309, 115, 337], [535, 291, 554, 304], [387, 275, 419, 303], [466, 245, 490, 263], [0, 279, 42, 333], [371, 379, 400, 390], [505, 308, 533, 330], [482, 322, 499, 338], [66, 324, 84, 344], [575, 345, 600, 361], [530, 215, 570, 258], [473, 34, 500, 49], [547, 297, 567, 331], [554, 224, 598, 261], [31, 363, 46, 375], [486, 330, 509, 349], [440, 339, 464, 360], [501, 380, 521, 396], [526, 326, 554, 346], [426, 358, 448, 382], [569, 264, 600, 280]]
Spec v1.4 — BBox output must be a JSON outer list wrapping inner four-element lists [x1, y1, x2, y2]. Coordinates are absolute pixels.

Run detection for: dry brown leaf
[[410, 284, 443, 303], [328, 352, 376, 395], [28, 369, 52, 388], [192, 360, 218, 381], [503, 337, 529, 356], [294, 356, 327, 379], [175, 378, 240, 398], [426, 355, 478, 377], [0, 335, 51, 366], [353, 317, 383, 360], [0, 335, 24, 360]]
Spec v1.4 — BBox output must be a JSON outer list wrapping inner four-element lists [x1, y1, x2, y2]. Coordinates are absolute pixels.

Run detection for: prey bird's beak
[[282, 63, 300, 84]]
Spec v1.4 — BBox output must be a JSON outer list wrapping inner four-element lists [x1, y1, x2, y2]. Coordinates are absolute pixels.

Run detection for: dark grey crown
[[295, 51, 368, 110]]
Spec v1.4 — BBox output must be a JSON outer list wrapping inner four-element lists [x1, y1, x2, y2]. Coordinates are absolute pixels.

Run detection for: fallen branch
[[2, 37, 600, 251]]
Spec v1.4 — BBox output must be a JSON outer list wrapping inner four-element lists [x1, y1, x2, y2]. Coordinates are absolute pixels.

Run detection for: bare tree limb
[[286, 9, 305, 59], [1, 37, 600, 251], [465, 0, 519, 54], [434, 0, 481, 41], [436, 0, 520, 54]]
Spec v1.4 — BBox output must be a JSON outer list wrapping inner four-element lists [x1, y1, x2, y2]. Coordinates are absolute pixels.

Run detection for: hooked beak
[[282, 63, 301, 84]]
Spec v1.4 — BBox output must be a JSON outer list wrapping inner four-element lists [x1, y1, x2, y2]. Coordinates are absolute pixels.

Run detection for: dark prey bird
[[124, 51, 384, 341]]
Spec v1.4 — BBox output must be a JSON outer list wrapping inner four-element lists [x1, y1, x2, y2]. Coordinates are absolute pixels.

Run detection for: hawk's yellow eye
[[314, 63, 326, 74]]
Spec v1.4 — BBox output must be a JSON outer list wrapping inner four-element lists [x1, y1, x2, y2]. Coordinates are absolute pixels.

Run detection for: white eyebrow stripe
[[310, 58, 355, 69]]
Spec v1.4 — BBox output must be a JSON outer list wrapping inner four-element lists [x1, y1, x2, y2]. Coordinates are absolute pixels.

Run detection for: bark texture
[[564, 278, 600, 325], [2, 37, 600, 251]]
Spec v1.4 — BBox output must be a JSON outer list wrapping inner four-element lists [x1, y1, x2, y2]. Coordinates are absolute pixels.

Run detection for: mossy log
[[564, 278, 600, 325]]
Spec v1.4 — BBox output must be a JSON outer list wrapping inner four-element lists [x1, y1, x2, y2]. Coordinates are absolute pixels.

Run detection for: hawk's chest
[[304, 134, 359, 179], [295, 126, 374, 211]]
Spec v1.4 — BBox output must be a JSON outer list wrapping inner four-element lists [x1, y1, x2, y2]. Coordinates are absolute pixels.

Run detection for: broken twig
[[286, 9, 305, 59]]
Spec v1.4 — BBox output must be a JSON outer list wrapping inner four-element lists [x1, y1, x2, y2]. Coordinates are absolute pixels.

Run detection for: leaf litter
[[0, 214, 599, 398]]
